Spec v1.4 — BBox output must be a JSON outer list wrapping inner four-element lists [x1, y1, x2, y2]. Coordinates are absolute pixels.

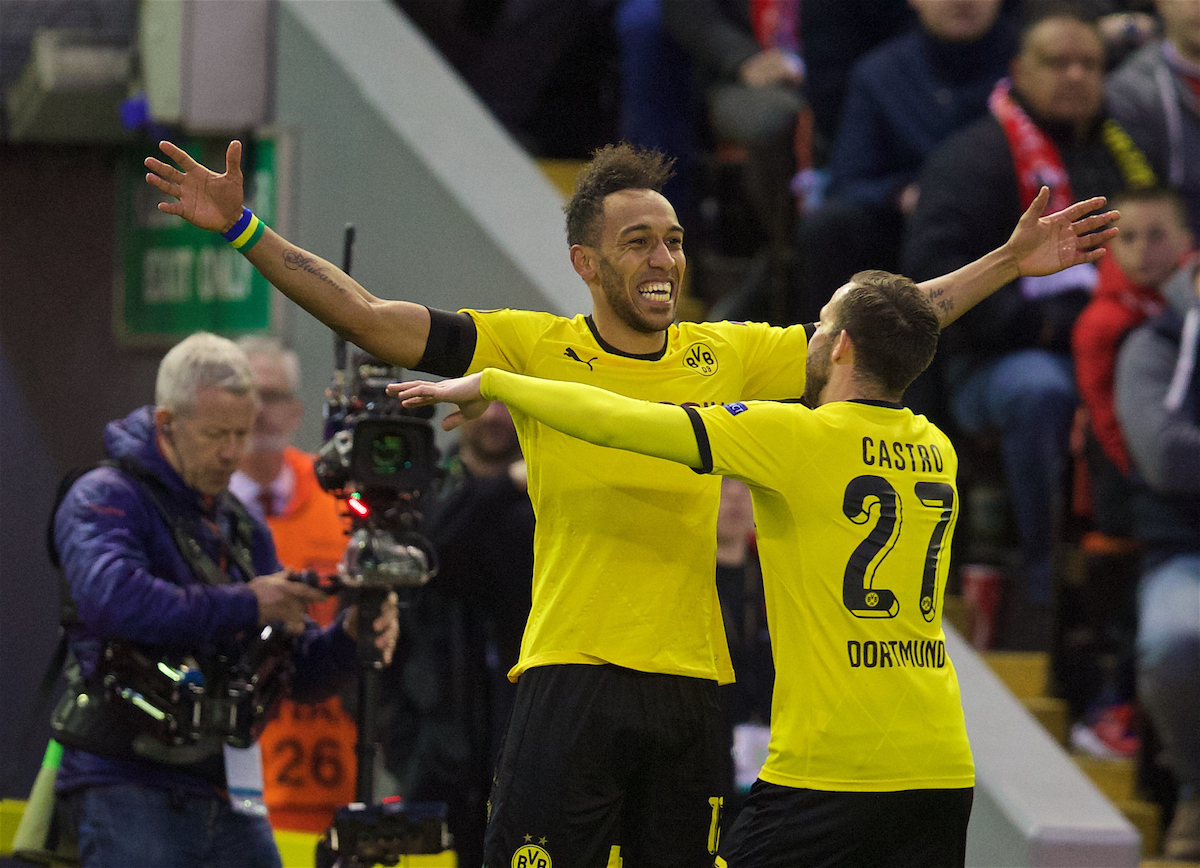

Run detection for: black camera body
[[314, 353, 440, 599], [315, 800, 451, 868], [308, 229, 452, 864]]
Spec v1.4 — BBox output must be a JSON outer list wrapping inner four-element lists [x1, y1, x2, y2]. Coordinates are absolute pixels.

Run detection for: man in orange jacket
[[229, 336, 356, 834]]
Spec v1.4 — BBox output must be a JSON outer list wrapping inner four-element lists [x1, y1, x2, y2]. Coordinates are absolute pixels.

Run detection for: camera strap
[[48, 457, 258, 601], [106, 457, 258, 587]]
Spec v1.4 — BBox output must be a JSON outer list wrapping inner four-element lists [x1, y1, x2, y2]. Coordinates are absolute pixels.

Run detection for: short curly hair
[[564, 143, 676, 247]]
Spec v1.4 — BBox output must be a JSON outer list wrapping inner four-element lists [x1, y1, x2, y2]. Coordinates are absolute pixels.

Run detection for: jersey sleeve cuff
[[682, 406, 714, 474]]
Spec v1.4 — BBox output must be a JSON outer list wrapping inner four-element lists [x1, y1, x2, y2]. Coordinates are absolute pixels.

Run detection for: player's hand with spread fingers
[[144, 140, 246, 234], [387, 373, 489, 431], [1004, 186, 1121, 278]]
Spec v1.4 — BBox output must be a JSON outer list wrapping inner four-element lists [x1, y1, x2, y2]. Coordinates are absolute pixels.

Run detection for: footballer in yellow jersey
[[689, 398, 973, 792], [462, 308, 807, 685]]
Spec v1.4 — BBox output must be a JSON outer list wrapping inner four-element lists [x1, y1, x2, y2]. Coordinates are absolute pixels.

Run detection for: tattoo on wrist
[[282, 249, 338, 288]]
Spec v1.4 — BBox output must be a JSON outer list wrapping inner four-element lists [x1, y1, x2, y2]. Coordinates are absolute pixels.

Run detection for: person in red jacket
[[1072, 187, 1194, 536], [1067, 187, 1192, 761], [229, 336, 356, 834]]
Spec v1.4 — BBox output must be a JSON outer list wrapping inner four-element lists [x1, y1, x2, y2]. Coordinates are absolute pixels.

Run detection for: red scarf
[[989, 78, 1075, 212], [989, 78, 1157, 213], [750, 0, 799, 53]]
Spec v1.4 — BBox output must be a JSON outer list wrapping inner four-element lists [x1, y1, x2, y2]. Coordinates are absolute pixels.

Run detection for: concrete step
[[1070, 757, 1163, 859], [973, 640, 1181, 863], [1073, 754, 1138, 802], [536, 158, 585, 201], [1022, 694, 1069, 746], [1119, 798, 1162, 862], [984, 650, 1050, 700]]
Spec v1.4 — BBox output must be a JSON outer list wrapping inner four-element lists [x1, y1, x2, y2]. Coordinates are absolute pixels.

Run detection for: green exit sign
[[116, 137, 275, 344]]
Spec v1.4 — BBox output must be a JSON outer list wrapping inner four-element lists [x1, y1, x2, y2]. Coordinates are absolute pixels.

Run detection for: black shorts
[[718, 780, 973, 868], [482, 664, 726, 868]]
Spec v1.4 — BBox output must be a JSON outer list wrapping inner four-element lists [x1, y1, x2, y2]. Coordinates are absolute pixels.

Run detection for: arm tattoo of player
[[282, 248, 339, 289], [926, 287, 955, 320]]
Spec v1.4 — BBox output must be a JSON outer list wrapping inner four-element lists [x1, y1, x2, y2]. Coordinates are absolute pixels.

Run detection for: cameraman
[[50, 332, 398, 868]]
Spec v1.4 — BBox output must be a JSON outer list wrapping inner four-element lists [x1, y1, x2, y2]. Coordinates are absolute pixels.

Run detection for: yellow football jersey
[[463, 309, 808, 683], [691, 398, 975, 790]]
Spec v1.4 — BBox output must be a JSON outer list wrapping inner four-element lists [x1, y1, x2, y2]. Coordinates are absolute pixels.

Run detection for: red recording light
[[347, 496, 370, 518]]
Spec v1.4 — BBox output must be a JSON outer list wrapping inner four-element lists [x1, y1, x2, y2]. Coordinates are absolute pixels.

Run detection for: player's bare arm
[[918, 186, 1120, 326], [145, 140, 430, 368]]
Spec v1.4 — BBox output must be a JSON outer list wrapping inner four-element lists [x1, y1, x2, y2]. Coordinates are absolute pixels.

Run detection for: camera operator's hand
[[387, 373, 488, 431], [145, 140, 246, 234], [342, 592, 400, 666], [248, 571, 327, 635]]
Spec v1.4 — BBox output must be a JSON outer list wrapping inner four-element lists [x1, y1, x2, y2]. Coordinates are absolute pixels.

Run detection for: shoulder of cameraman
[[53, 461, 265, 652]]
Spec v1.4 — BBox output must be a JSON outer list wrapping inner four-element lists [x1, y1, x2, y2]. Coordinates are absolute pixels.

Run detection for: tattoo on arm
[[925, 287, 955, 322], [282, 249, 340, 289]]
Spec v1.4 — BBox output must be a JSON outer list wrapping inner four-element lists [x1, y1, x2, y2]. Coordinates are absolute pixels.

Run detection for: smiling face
[[578, 188, 685, 349]]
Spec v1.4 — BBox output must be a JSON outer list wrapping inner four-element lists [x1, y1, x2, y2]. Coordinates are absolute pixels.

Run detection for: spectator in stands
[[903, 6, 1156, 649], [792, 0, 1019, 324], [1108, 0, 1200, 236], [614, 0, 702, 233], [1071, 187, 1193, 537], [798, 0, 914, 157], [662, 0, 806, 305], [1114, 259, 1200, 863], [1064, 187, 1191, 762], [392, 0, 619, 158], [228, 337, 356, 835], [379, 400, 533, 867]]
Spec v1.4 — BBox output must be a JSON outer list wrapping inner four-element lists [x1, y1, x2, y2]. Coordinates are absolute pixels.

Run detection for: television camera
[[307, 226, 452, 867]]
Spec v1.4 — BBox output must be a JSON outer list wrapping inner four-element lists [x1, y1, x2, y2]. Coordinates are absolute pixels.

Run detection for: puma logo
[[564, 348, 597, 371]]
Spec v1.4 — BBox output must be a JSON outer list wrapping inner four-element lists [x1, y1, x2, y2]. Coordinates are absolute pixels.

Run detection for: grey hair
[[236, 335, 301, 391], [155, 332, 254, 415]]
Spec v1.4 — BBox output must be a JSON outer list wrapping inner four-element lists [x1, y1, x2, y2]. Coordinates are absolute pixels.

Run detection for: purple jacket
[[53, 406, 357, 796]]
